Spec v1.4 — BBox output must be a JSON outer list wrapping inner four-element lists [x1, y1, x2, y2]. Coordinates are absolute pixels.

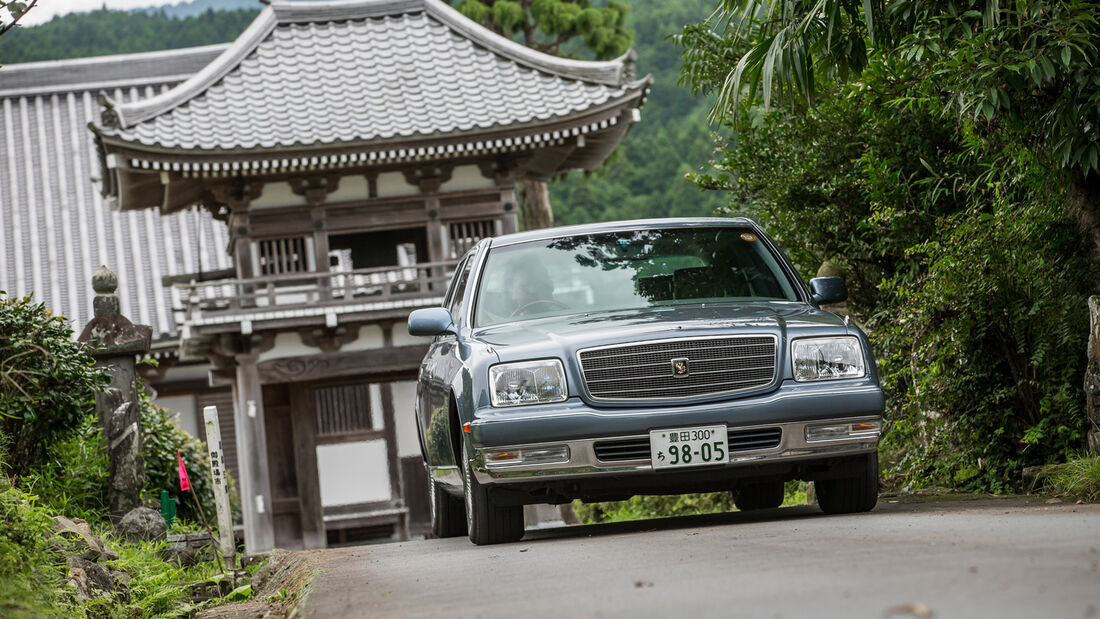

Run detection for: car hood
[[472, 303, 846, 355]]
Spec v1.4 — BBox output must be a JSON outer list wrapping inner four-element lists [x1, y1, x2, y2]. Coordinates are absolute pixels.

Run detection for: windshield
[[474, 227, 799, 327]]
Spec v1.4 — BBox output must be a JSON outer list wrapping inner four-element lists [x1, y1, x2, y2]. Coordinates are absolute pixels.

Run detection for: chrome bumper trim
[[471, 416, 880, 485]]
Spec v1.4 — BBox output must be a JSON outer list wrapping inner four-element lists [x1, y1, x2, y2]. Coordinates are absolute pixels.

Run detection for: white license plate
[[650, 425, 728, 470]]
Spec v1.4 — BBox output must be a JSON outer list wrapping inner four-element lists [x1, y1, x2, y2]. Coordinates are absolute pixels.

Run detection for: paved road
[[301, 497, 1100, 618]]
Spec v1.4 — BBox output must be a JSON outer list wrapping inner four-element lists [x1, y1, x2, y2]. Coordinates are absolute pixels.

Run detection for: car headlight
[[489, 359, 568, 407], [792, 337, 865, 382]]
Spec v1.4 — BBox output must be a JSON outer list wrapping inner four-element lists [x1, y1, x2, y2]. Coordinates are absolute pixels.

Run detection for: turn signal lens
[[483, 445, 569, 468], [805, 421, 882, 442], [849, 422, 880, 436], [805, 424, 849, 441]]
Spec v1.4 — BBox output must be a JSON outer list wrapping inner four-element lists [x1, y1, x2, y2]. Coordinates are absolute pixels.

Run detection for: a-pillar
[[232, 353, 275, 555]]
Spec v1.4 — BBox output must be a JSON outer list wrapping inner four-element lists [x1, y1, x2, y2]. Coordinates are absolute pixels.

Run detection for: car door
[[418, 254, 475, 467]]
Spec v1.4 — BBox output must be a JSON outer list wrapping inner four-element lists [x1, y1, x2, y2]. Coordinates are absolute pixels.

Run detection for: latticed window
[[255, 236, 314, 275], [313, 383, 378, 438], [448, 219, 496, 259]]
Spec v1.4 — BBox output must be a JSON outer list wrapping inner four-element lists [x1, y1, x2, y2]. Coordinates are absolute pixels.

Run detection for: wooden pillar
[[501, 186, 519, 235], [289, 384, 326, 549], [232, 353, 276, 555], [425, 197, 443, 264]]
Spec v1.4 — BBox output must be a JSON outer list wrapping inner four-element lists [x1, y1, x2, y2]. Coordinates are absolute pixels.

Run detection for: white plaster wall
[[249, 181, 307, 209], [158, 363, 211, 383], [390, 323, 424, 348], [375, 171, 418, 198], [339, 324, 386, 352], [257, 331, 322, 363], [316, 440, 391, 506], [439, 164, 496, 193], [327, 175, 369, 203], [156, 394, 198, 437], [256, 325, 386, 364], [391, 380, 420, 458]]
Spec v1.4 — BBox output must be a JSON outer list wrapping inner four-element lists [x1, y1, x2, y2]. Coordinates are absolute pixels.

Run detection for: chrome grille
[[578, 336, 777, 401]]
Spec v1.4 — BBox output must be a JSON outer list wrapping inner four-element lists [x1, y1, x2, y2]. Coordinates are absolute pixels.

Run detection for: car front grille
[[593, 427, 783, 462], [578, 336, 777, 401]]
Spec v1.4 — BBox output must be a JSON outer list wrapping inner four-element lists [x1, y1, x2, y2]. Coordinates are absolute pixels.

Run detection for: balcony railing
[[173, 261, 458, 328]]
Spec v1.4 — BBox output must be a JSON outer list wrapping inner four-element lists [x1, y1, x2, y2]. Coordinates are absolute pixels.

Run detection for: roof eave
[[97, 81, 649, 159]]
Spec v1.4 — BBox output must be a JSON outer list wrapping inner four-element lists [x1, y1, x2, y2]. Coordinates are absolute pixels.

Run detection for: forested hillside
[[0, 7, 258, 62], [0, 0, 721, 225]]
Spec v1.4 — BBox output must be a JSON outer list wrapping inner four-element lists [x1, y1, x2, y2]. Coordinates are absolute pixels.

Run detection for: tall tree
[[676, 0, 1100, 255], [453, 0, 634, 229]]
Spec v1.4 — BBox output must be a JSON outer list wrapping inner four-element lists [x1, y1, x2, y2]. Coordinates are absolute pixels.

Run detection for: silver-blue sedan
[[409, 218, 884, 545]]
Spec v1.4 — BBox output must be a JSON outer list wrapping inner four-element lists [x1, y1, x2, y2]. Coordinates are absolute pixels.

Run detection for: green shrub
[[20, 415, 110, 526], [105, 536, 221, 619], [0, 475, 69, 617], [0, 294, 105, 478], [698, 81, 1099, 493], [1043, 455, 1100, 502], [139, 388, 216, 524]]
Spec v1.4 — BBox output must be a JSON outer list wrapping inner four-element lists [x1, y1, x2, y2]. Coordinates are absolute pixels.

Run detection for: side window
[[442, 257, 468, 309], [446, 257, 474, 316]]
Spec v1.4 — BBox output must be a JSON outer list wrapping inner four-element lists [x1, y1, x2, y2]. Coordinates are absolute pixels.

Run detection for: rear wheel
[[462, 442, 524, 545], [428, 468, 467, 538], [732, 481, 785, 510], [815, 453, 879, 514]]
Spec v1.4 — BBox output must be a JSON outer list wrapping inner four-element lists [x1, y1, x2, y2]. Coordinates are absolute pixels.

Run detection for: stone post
[[1085, 296, 1100, 454], [78, 266, 153, 521]]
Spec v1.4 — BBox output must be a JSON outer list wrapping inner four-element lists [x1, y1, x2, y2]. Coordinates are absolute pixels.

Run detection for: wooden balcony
[[173, 261, 458, 336]]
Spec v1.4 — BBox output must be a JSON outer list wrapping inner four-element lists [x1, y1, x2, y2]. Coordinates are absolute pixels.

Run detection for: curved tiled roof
[[0, 57, 234, 342], [98, 0, 647, 153]]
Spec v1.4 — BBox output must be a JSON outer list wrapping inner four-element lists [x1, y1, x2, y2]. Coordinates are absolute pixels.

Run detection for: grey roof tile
[[101, 0, 645, 152], [0, 72, 234, 341]]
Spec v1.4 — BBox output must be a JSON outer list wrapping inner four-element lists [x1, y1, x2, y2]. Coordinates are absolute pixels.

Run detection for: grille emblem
[[671, 357, 690, 378]]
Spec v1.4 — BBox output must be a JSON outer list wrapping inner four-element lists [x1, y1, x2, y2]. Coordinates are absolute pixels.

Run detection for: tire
[[815, 453, 879, 514], [429, 468, 467, 538], [732, 481, 785, 510], [462, 442, 524, 545]]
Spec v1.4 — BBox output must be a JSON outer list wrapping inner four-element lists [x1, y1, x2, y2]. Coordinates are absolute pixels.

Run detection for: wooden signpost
[[204, 406, 236, 570]]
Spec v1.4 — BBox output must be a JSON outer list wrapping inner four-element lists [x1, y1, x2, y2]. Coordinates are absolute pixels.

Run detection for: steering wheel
[[510, 299, 568, 317]]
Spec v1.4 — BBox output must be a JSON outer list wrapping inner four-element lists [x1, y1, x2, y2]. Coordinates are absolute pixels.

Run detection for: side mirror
[[809, 277, 848, 305], [408, 307, 455, 336]]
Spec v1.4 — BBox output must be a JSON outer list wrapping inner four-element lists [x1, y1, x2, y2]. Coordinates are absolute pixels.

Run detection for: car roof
[[486, 216, 759, 248]]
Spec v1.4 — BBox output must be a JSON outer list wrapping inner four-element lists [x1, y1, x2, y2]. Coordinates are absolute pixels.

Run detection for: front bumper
[[466, 379, 883, 486]]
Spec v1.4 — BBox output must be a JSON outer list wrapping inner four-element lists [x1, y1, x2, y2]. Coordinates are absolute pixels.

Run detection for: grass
[[1041, 455, 1100, 502]]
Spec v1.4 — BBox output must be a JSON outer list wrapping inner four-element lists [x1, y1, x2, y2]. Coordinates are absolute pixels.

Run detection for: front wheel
[[815, 453, 879, 514], [428, 467, 467, 538], [462, 442, 524, 545]]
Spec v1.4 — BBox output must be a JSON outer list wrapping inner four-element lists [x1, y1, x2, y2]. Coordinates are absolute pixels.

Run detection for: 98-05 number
[[667, 440, 726, 465]]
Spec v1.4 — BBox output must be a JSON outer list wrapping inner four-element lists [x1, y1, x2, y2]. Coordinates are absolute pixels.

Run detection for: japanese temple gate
[[90, 0, 648, 553]]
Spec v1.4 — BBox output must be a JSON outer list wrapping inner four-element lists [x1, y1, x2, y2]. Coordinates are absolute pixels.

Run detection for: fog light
[[805, 421, 881, 442], [484, 445, 569, 468], [805, 424, 849, 441]]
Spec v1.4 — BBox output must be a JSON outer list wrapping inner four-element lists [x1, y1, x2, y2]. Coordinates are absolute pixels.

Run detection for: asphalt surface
[[301, 497, 1100, 618]]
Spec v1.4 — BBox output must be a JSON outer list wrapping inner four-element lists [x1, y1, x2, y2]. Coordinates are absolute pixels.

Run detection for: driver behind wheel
[[506, 260, 556, 316]]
